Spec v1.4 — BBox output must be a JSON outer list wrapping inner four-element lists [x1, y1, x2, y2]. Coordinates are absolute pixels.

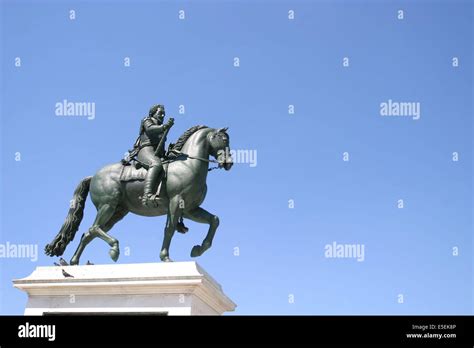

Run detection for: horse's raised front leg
[[159, 195, 182, 262], [183, 207, 219, 258]]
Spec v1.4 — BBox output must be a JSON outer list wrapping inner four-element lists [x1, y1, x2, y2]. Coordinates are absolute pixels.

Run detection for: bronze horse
[[45, 126, 233, 264]]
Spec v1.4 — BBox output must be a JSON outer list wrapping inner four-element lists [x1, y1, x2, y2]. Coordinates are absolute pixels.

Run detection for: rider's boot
[[142, 165, 162, 207]]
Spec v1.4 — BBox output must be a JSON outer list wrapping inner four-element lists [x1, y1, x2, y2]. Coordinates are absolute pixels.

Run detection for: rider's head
[[149, 104, 165, 124]]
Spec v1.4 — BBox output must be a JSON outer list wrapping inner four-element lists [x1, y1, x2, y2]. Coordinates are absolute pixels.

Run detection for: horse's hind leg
[[70, 229, 96, 265], [102, 205, 128, 232], [70, 203, 124, 265], [99, 205, 129, 261]]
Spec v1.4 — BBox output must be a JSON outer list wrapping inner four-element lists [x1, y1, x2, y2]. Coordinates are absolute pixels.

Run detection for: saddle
[[119, 160, 170, 202], [118, 161, 187, 233], [119, 164, 148, 182], [119, 140, 184, 183]]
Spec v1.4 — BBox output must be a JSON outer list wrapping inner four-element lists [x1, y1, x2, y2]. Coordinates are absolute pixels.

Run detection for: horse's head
[[208, 127, 233, 171]]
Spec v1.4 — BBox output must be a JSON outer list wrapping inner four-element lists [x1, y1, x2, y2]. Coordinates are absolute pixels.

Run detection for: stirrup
[[176, 220, 189, 234]]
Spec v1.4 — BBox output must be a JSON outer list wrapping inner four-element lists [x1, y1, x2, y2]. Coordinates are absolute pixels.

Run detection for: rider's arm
[[143, 119, 168, 137]]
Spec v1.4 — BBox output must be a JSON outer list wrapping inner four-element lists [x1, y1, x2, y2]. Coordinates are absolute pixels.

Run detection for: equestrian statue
[[44, 104, 233, 264]]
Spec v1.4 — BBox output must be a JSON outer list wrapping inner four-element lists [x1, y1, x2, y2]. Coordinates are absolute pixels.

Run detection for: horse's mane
[[171, 125, 209, 152]]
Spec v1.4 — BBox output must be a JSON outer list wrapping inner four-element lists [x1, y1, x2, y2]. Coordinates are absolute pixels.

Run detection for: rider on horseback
[[45, 109, 233, 264], [129, 104, 174, 207]]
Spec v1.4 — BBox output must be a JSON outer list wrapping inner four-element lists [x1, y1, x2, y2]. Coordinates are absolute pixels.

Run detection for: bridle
[[167, 151, 222, 172]]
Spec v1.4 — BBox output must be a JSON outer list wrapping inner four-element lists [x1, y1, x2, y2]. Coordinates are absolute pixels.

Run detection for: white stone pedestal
[[13, 262, 236, 315]]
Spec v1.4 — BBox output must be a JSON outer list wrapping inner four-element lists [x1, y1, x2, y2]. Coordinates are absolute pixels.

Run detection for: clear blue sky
[[0, 0, 472, 315]]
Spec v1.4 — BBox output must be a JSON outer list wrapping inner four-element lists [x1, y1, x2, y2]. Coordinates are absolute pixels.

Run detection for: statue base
[[13, 262, 236, 315]]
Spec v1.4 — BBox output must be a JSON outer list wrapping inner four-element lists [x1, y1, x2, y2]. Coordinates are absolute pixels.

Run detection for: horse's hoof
[[70, 258, 79, 266], [109, 248, 120, 262], [161, 256, 173, 262], [190, 245, 201, 258]]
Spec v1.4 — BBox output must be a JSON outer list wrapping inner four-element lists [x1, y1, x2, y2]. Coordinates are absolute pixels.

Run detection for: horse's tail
[[44, 176, 92, 257]]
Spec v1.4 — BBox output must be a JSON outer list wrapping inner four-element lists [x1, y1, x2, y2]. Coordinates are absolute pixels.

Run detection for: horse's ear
[[218, 127, 229, 133]]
